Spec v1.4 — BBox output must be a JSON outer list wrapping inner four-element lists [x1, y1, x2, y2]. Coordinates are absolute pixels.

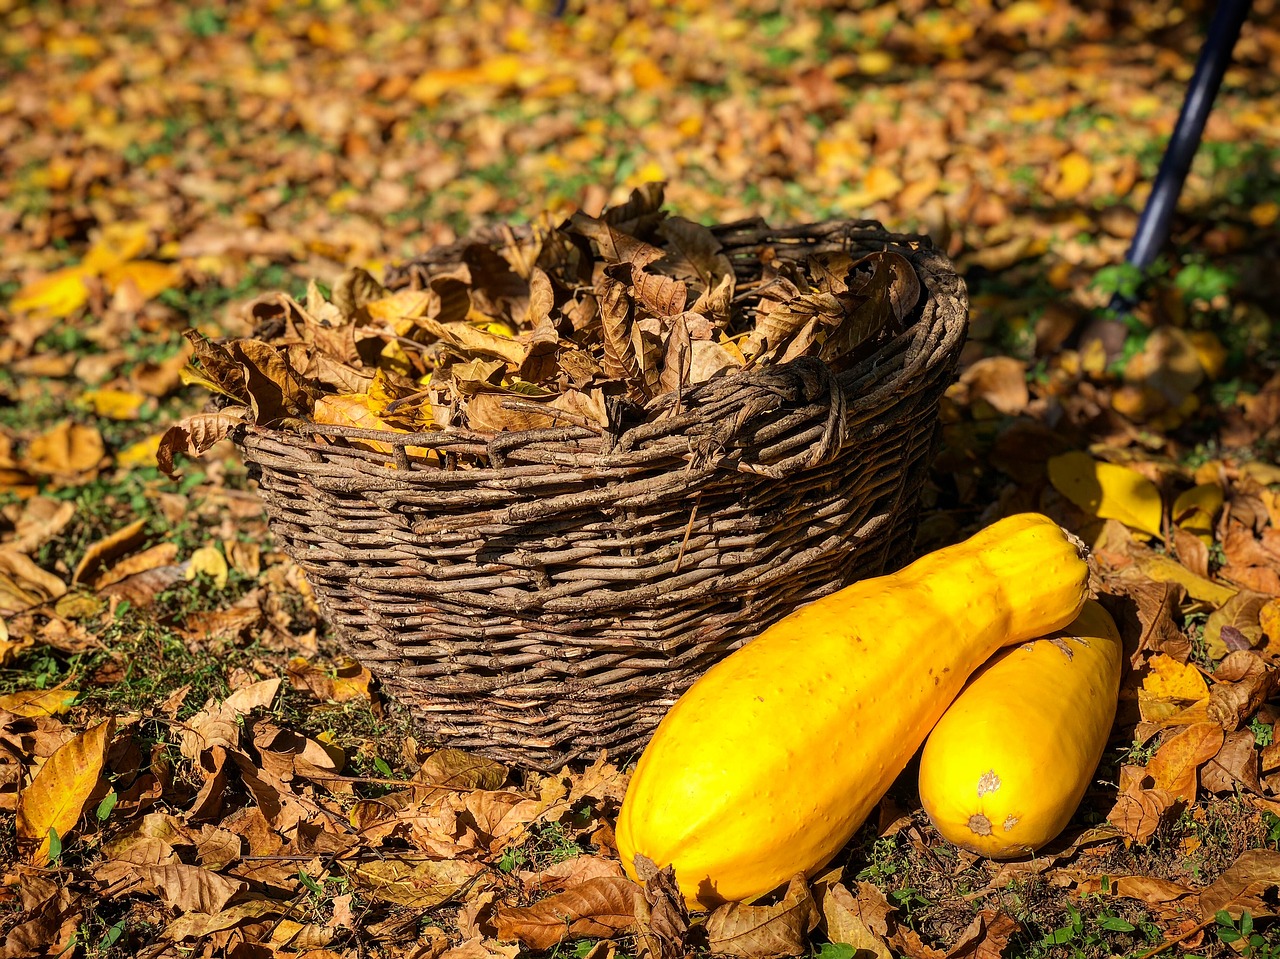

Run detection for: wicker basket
[[233, 219, 967, 770]]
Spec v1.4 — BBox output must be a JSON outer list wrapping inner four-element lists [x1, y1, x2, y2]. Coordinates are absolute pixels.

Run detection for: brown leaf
[[1107, 787, 1176, 843], [1106, 875, 1195, 907], [1199, 849, 1280, 920], [705, 875, 820, 958], [495, 876, 639, 950], [956, 357, 1030, 417], [1205, 590, 1271, 658], [599, 268, 642, 398], [1171, 526, 1211, 581], [820, 883, 891, 959], [333, 266, 389, 320], [1146, 722, 1224, 802], [25, 421, 105, 481], [570, 212, 665, 270], [1224, 525, 1276, 569], [7, 498, 76, 554], [1100, 579, 1190, 667], [1207, 653, 1279, 730], [602, 182, 667, 235], [181, 329, 248, 402], [521, 855, 627, 893], [631, 856, 689, 959], [229, 339, 312, 426], [157, 409, 248, 477], [348, 856, 487, 909], [179, 679, 281, 760], [416, 748, 508, 791], [97, 543, 180, 590], [658, 313, 692, 395], [1201, 730, 1262, 794], [1220, 564, 1280, 596], [0, 548, 67, 615], [16, 718, 114, 862], [72, 518, 148, 587], [946, 909, 1021, 959], [98, 564, 184, 609]]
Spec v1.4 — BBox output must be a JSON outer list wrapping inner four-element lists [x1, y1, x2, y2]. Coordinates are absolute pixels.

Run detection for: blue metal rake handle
[[1112, 0, 1253, 311]]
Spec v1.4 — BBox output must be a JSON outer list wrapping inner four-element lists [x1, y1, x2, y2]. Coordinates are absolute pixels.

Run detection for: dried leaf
[[185, 544, 229, 591], [16, 718, 113, 862], [1171, 526, 1211, 581], [631, 856, 689, 959], [599, 269, 642, 398], [1145, 722, 1224, 802], [957, 356, 1030, 416], [1048, 451, 1163, 536], [25, 421, 105, 481], [1199, 849, 1280, 920], [229, 339, 312, 426], [820, 883, 892, 959], [0, 689, 78, 718], [946, 909, 1020, 959], [1207, 653, 1278, 730], [521, 856, 627, 893], [7, 498, 76, 555], [1107, 786, 1176, 843], [416, 748, 508, 791], [1173, 483, 1224, 538], [1201, 729, 1262, 794], [494, 876, 639, 950], [72, 518, 148, 587], [0, 547, 68, 615], [705, 875, 820, 958], [157, 409, 248, 477]]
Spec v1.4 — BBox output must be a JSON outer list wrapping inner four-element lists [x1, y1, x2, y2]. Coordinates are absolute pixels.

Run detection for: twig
[[1134, 916, 1217, 959]]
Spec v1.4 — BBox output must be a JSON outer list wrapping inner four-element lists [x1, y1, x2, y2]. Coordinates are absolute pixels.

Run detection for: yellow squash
[[615, 513, 1090, 907], [917, 599, 1122, 859]]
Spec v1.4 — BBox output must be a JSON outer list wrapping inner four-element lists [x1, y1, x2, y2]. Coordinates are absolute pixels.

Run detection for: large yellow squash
[[917, 599, 1122, 859], [615, 513, 1089, 907]]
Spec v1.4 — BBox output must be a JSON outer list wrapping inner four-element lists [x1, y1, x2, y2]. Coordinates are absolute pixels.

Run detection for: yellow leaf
[[856, 50, 893, 75], [0, 628, 33, 667], [105, 260, 181, 300], [116, 433, 164, 468], [16, 718, 113, 863], [10, 266, 93, 318], [630, 56, 668, 90], [82, 221, 151, 273], [311, 394, 436, 462], [1141, 654, 1209, 704], [1250, 202, 1280, 228], [1261, 600, 1280, 643], [0, 688, 79, 718], [186, 544, 229, 591], [364, 290, 433, 324], [1203, 590, 1269, 659], [1172, 483, 1223, 540], [1049, 152, 1093, 201], [1187, 331, 1228, 380], [1048, 451, 1163, 536], [80, 388, 148, 421], [26, 421, 106, 480], [1131, 552, 1238, 607]]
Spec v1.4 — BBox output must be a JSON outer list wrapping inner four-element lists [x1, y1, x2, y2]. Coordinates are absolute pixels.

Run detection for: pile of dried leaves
[[158, 185, 919, 473]]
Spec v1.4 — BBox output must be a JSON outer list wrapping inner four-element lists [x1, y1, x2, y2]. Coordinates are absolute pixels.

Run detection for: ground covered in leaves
[[3, 1, 1280, 957]]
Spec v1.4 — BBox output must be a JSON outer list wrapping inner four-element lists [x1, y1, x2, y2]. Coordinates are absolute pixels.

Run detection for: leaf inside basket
[[162, 184, 927, 474]]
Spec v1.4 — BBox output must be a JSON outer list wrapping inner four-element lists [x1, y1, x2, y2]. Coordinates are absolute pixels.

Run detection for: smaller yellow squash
[[917, 599, 1122, 859]]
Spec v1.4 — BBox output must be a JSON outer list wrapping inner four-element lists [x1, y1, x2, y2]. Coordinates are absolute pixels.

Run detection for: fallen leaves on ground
[[2, 0, 1280, 955]]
